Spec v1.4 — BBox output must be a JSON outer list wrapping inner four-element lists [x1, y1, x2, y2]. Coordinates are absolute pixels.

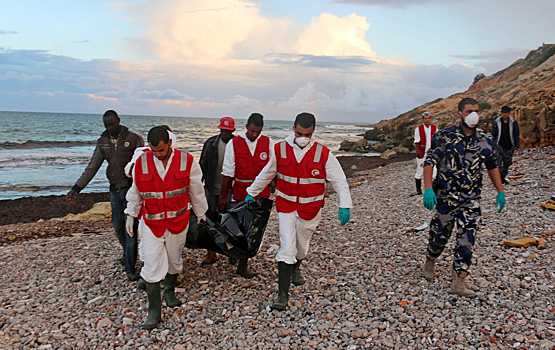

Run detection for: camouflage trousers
[[496, 146, 514, 179], [426, 199, 481, 272]]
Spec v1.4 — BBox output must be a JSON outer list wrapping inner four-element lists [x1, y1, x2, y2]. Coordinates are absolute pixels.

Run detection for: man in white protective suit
[[245, 112, 353, 310], [125, 126, 208, 328]]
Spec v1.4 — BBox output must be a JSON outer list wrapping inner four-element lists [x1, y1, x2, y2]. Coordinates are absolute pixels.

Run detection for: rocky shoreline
[[0, 147, 554, 349]]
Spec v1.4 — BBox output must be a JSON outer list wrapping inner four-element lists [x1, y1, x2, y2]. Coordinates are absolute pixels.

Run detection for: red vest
[[417, 124, 437, 158], [135, 149, 193, 238], [275, 141, 329, 220], [232, 135, 271, 201]]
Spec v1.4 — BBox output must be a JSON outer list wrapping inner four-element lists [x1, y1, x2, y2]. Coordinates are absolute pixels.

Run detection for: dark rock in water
[[339, 139, 369, 153]]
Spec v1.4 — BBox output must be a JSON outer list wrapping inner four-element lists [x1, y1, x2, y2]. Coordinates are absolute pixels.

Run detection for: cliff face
[[366, 44, 555, 149]]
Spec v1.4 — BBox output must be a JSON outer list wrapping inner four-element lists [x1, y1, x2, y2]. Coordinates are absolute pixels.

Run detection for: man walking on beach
[[412, 111, 437, 196], [218, 112, 272, 278], [421, 98, 505, 297], [67, 110, 144, 281], [124, 126, 208, 329], [491, 105, 520, 185], [246, 112, 352, 310], [198, 117, 235, 265]]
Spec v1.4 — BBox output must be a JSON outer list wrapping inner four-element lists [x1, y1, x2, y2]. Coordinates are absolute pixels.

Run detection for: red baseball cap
[[218, 116, 235, 130]]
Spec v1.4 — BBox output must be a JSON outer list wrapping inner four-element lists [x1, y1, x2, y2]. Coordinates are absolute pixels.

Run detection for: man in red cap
[[198, 116, 236, 264]]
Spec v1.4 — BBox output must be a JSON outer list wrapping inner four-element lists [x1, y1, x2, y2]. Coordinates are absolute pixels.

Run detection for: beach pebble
[[0, 146, 553, 349]]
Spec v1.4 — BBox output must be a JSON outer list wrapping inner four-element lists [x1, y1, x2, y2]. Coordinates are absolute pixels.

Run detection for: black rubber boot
[[137, 278, 146, 291], [143, 281, 162, 329], [415, 179, 422, 195], [237, 258, 257, 278], [291, 260, 306, 286], [271, 262, 292, 311], [163, 273, 182, 307]]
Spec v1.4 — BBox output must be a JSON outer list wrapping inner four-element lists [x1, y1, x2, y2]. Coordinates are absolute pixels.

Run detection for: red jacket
[[416, 124, 437, 158], [275, 141, 329, 220], [135, 149, 193, 238], [232, 135, 271, 201]]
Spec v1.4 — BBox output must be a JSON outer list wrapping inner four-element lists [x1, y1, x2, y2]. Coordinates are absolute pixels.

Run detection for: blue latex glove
[[245, 194, 255, 203], [495, 191, 505, 213], [338, 208, 350, 226], [423, 188, 436, 211]]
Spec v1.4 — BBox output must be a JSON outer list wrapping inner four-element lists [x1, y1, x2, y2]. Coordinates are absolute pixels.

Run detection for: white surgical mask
[[463, 112, 480, 129], [295, 137, 310, 148]]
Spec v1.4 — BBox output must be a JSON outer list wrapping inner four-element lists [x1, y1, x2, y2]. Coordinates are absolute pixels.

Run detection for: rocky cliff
[[365, 44, 555, 150]]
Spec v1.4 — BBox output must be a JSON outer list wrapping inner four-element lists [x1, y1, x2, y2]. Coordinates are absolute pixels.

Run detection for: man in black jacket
[[198, 117, 235, 264], [67, 110, 144, 281]]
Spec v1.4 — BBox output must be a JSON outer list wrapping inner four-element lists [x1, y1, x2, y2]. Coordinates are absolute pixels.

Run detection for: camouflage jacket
[[424, 123, 497, 204]]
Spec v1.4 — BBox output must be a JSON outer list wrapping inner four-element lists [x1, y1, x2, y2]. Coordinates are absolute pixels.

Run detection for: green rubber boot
[[237, 258, 257, 278], [143, 281, 162, 329], [163, 273, 182, 308], [271, 262, 292, 311], [291, 260, 306, 286]]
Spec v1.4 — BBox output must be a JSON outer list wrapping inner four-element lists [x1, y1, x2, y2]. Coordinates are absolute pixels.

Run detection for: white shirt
[[414, 124, 434, 152], [125, 149, 208, 219], [221, 132, 274, 178], [246, 134, 353, 209]]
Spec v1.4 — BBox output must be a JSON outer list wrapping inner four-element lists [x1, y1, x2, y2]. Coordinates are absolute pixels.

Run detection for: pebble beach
[[1, 147, 554, 350]]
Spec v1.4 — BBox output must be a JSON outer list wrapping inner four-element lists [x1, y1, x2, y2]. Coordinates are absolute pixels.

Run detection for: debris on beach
[[502, 237, 539, 248]]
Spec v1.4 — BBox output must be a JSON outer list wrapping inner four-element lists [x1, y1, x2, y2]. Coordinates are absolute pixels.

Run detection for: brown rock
[[381, 150, 397, 160], [351, 330, 363, 339], [277, 328, 291, 337], [502, 237, 539, 248], [538, 238, 547, 250]]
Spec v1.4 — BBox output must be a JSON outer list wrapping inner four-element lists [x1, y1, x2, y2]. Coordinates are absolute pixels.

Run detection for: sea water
[[0, 111, 374, 200]]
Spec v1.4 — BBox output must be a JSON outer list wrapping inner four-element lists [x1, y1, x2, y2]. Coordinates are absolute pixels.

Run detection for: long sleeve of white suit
[[221, 139, 236, 178], [324, 153, 353, 209], [188, 160, 208, 220], [124, 163, 142, 217]]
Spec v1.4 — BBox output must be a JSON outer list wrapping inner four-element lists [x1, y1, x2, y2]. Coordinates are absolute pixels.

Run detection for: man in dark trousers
[[67, 110, 144, 281], [219, 113, 273, 278], [198, 116, 235, 264], [491, 105, 520, 185]]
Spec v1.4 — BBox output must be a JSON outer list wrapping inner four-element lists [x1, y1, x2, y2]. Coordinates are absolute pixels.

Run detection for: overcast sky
[[1, 0, 553, 123]]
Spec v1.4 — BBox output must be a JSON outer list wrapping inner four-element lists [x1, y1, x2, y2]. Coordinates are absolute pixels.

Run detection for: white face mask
[[463, 111, 480, 129], [295, 137, 310, 148]]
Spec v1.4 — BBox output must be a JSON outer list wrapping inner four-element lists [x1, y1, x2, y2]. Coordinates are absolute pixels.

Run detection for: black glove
[[66, 185, 82, 202]]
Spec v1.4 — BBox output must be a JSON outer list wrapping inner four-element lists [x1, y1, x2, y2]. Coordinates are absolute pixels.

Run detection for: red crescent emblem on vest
[[260, 152, 268, 161], [311, 169, 319, 176]]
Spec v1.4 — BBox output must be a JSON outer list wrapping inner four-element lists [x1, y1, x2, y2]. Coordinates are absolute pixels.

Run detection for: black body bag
[[186, 197, 273, 259]]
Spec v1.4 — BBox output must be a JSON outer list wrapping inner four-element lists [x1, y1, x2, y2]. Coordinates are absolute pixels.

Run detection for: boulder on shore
[[381, 150, 397, 160], [339, 138, 369, 153], [392, 146, 410, 154]]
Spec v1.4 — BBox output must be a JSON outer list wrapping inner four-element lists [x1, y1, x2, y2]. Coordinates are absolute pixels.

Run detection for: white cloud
[[0, 2, 483, 123], [297, 13, 376, 58], [138, 0, 295, 62]]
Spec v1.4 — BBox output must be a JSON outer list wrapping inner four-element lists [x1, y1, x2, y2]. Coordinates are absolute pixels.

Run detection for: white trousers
[[276, 210, 322, 264], [415, 157, 437, 179], [138, 219, 188, 283]]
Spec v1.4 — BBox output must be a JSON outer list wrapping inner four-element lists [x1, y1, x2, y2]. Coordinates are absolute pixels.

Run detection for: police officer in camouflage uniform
[[421, 97, 506, 297]]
